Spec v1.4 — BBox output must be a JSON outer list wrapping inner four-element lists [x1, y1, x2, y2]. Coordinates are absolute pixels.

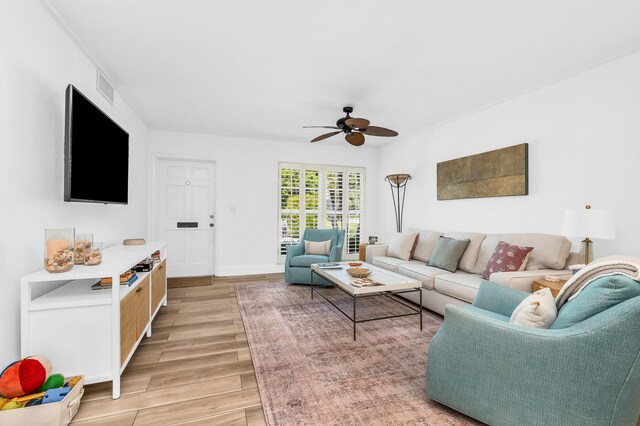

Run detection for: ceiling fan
[[304, 106, 398, 146]]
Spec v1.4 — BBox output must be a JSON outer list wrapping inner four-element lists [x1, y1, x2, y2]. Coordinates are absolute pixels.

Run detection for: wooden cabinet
[[151, 259, 167, 314], [119, 274, 151, 366], [22, 242, 167, 399]]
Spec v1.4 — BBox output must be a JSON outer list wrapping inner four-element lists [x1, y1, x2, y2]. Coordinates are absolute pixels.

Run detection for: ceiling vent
[[96, 69, 114, 105]]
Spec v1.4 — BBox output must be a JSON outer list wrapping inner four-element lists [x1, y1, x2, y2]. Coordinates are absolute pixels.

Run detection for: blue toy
[[42, 387, 71, 404]]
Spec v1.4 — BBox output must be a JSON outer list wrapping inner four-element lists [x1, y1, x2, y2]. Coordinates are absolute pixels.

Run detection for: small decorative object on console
[[74, 234, 93, 263], [44, 229, 75, 273], [123, 238, 146, 245], [84, 242, 103, 266], [133, 257, 153, 272], [151, 250, 161, 263]]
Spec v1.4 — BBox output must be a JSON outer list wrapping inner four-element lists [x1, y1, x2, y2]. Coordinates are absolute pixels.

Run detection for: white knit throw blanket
[[555, 255, 640, 309]]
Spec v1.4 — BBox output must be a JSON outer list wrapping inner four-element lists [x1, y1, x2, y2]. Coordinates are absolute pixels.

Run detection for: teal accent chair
[[427, 279, 640, 426], [285, 228, 345, 285]]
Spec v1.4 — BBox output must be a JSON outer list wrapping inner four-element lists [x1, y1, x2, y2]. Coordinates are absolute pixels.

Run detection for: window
[[279, 163, 365, 261]]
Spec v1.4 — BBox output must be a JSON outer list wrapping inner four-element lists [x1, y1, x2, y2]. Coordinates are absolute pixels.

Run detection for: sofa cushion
[[290, 254, 330, 267], [372, 256, 407, 271], [387, 232, 419, 261], [428, 237, 470, 273], [551, 274, 640, 329], [444, 232, 486, 273], [434, 272, 484, 303], [472, 234, 501, 275], [398, 261, 450, 290], [482, 241, 534, 279], [496, 233, 571, 270], [408, 228, 444, 262]]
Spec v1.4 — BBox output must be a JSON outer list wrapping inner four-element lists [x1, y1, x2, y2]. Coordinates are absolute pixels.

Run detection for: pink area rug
[[236, 282, 478, 425]]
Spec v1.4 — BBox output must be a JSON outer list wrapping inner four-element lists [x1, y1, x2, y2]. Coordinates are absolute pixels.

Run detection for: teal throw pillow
[[551, 274, 640, 329], [427, 237, 470, 273]]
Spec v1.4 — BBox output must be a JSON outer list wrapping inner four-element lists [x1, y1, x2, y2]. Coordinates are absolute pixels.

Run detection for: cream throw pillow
[[510, 287, 557, 328], [387, 232, 419, 261], [304, 240, 331, 255]]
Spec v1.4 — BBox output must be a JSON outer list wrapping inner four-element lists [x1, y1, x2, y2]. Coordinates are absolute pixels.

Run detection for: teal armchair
[[427, 279, 640, 426], [285, 228, 345, 285]]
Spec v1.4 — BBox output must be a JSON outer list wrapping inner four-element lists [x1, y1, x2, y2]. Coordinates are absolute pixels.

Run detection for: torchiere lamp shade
[[385, 174, 411, 233]]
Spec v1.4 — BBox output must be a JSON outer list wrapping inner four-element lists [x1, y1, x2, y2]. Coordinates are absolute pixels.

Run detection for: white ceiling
[[48, 0, 640, 147]]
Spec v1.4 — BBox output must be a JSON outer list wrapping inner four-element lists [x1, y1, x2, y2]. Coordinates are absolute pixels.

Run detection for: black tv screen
[[64, 85, 129, 204]]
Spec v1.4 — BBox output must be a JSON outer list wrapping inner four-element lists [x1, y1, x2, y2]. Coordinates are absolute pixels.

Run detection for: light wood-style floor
[[71, 274, 283, 425]]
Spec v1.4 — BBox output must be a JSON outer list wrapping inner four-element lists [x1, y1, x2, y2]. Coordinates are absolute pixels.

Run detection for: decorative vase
[[44, 229, 75, 273], [84, 242, 103, 266], [74, 234, 93, 264]]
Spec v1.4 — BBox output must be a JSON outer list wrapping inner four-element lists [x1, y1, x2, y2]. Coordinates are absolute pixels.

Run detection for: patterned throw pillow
[[482, 241, 534, 280]]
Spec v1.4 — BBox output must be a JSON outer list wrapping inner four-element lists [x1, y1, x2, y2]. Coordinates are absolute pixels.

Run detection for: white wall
[[0, 1, 149, 367], [377, 50, 640, 258], [149, 130, 380, 276]]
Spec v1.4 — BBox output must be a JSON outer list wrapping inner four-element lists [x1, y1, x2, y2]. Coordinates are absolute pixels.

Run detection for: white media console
[[21, 242, 167, 399]]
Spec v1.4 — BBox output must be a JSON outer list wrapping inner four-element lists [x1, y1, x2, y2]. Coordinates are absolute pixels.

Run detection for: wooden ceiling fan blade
[[345, 118, 370, 128], [345, 132, 365, 146], [361, 126, 398, 137], [311, 131, 341, 142], [303, 126, 340, 129]]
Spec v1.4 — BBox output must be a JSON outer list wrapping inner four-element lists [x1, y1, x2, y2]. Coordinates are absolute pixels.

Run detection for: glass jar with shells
[[44, 229, 75, 273]]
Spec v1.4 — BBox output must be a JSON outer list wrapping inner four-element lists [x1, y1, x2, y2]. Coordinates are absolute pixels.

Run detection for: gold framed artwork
[[437, 143, 528, 200]]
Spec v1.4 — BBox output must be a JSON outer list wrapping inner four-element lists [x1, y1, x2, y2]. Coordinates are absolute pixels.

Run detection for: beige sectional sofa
[[366, 229, 578, 315]]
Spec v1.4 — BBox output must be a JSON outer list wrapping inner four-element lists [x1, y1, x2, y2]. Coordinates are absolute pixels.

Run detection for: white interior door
[[157, 159, 215, 277]]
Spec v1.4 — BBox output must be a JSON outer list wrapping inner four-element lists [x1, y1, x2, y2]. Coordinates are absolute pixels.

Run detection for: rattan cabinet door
[[137, 275, 151, 336], [151, 260, 167, 313], [120, 289, 137, 366]]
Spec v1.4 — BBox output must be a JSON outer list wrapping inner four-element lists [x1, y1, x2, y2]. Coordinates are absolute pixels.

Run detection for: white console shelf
[[21, 242, 167, 399]]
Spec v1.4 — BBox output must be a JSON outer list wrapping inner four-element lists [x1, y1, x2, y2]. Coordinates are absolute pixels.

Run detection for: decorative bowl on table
[[346, 267, 372, 278], [348, 262, 363, 267]]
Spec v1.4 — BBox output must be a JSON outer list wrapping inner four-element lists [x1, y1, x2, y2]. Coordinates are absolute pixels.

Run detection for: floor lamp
[[385, 174, 411, 233]]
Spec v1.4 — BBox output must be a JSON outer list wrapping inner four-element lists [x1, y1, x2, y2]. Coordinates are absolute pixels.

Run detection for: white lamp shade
[[562, 208, 615, 240]]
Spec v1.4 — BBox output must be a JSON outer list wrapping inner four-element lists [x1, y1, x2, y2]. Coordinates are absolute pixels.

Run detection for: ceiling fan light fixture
[[304, 106, 398, 146]]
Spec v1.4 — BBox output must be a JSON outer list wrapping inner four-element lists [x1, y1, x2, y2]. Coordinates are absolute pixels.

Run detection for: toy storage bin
[[0, 376, 84, 426]]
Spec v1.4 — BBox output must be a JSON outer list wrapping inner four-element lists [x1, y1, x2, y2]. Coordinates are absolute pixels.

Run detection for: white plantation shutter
[[279, 167, 300, 256], [278, 163, 366, 261], [347, 171, 364, 255]]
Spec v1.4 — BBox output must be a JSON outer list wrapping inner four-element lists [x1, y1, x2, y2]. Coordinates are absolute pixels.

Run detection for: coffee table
[[310, 262, 423, 340]]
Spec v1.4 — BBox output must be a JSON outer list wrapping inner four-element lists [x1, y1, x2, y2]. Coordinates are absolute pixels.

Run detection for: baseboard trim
[[217, 264, 284, 277]]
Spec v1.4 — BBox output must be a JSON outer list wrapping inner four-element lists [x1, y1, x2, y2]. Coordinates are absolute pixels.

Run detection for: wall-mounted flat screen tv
[[64, 84, 129, 204]]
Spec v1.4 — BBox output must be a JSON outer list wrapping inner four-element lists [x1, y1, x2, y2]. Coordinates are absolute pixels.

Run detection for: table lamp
[[562, 204, 615, 264]]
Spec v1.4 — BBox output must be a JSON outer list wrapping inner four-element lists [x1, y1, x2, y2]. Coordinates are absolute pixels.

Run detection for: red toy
[[0, 356, 52, 398]]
